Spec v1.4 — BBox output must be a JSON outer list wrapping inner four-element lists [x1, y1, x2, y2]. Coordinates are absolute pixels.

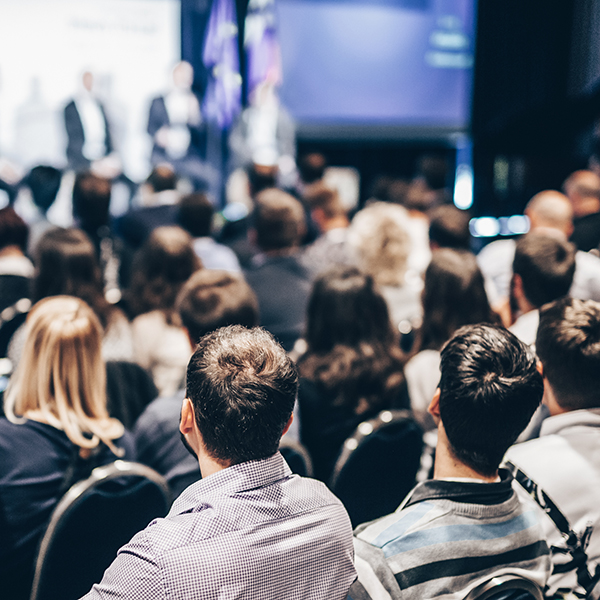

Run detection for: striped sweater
[[349, 470, 551, 600]]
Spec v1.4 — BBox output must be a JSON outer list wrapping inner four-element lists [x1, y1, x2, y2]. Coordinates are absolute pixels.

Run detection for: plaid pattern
[[82, 452, 356, 599]]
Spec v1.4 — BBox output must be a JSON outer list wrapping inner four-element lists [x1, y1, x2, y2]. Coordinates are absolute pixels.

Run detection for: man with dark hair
[[506, 298, 600, 595], [428, 204, 472, 250], [510, 231, 576, 346], [134, 269, 259, 491], [350, 324, 550, 600], [564, 170, 600, 251], [178, 193, 241, 272], [86, 325, 356, 600], [244, 188, 312, 351]]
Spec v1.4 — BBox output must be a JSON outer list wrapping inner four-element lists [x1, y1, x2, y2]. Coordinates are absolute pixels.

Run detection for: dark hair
[[186, 325, 298, 464], [127, 226, 201, 320], [147, 165, 177, 193], [439, 324, 543, 477], [33, 228, 111, 327], [0, 207, 28, 252], [24, 166, 62, 213], [253, 189, 305, 251], [512, 232, 576, 308], [297, 153, 326, 184], [304, 184, 346, 219], [536, 297, 600, 410], [299, 266, 406, 413], [178, 193, 214, 238], [428, 205, 471, 250], [72, 171, 111, 230], [177, 270, 259, 345], [247, 164, 278, 197], [418, 249, 498, 351]]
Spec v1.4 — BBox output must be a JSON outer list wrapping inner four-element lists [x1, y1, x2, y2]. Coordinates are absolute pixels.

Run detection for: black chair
[[279, 437, 314, 477], [330, 409, 424, 527], [30, 460, 171, 600], [463, 573, 544, 600]]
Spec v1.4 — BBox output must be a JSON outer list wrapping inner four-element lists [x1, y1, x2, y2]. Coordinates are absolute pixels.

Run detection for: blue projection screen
[[276, 0, 476, 139]]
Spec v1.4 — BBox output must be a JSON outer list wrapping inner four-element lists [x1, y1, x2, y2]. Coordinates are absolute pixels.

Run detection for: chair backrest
[[463, 573, 544, 600], [330, 409, 424, 526], [30, 460, 171, 600], [279, 437, 314, 478]]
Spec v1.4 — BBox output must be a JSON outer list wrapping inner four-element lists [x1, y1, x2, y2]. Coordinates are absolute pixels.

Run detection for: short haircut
[[513, 232, 576, 308], [304, 184, 346, 219], [178, 193, 214, 238], [536, 297, 600, 410], [177, 270, 259, 345], [439, 324, 543, 477], [186, 325, 298, 465], [297, 153, 326, 184], [24, 165, 62, 213], [0, 206, 28, 252], [147, 165, 177, 192], [72, 171, 111, 229], [253, 188, 305, 251], [428, 205, 471, 250]]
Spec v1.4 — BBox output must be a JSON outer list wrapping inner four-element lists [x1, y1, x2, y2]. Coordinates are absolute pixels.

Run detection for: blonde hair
[[4, 296, 124, 453], [348, 202, 412, 287]]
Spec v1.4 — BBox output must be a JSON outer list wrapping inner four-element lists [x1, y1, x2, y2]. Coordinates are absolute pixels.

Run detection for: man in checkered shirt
[[81, 325, 356, 599]]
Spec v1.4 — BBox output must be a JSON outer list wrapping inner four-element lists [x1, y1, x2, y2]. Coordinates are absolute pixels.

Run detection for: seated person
[[83, 325, 356, 599], [134, 269, 259, 494], [506, 297, 600, 597], [350, 324, 551, 600]]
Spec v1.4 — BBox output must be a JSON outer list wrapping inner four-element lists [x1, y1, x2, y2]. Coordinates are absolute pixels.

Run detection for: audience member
[[83, 325, 356, 599], [563, 170, 600, 252], [297, 266, 407, 483], [405, 248, 499, 429], [127, 226, 201, 396], [510, 232, 576, 346], [134, 269, 259, 494], [350, 324, 550, 600], [428, 204, 472, 251], [0, 296, 134, 600], [243, 188, 312, 351], [348, 202, 422, 332], [507, 298, 600, 597], [477, 190, 600, 304], [178, 192, 241, 272]]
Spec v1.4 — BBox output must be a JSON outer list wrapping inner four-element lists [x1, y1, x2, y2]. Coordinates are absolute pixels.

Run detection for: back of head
[[247, 163, 278, 197], [147, 165, 177, 193], [536, 297, 600, 411], [25, 166, 62, 214], [420, 248, 495, 351], [0, 206, 28, 253], [177, 270, 259, 345], [33, 227, 109, 324], [349, 202, 411, 286], [304, 183, 346, 220], [178, 193, 214, 238], [428, 205, 471, 250], [72, 171, 111, 230], [439, 324, 543, 476], [186, 325, 298, 464], [513, 232, 576, 309], [128, 225, 201, 317], [253, 188, 305, 251], [525, 190, 573, 235], [298, 152, 326, 185], [563, 170, 600, 217], [4, 296, 123, 451]]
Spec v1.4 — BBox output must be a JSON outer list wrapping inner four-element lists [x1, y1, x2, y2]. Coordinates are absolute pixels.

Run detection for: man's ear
[[428, 388, 441, 425], [179, 397, 196, 435], [281, 413, 294, 437], [536, 360, 543, 378]]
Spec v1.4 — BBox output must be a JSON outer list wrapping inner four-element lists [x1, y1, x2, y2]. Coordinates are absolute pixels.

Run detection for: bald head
[[525, 191, 573, 237], [563, 170, 600, 218]]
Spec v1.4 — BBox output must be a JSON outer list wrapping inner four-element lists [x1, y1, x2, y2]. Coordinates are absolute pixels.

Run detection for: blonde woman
[[0, 296, 135, 600]]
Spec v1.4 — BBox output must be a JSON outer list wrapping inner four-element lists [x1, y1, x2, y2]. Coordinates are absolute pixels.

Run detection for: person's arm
[[80, 529, 166, 600]]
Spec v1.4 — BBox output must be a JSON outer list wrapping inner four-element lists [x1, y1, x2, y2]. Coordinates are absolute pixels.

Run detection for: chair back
[[30, 460, 171, 600], [330, 409, 424, 526], [279, 437, 314, 477], [463, 573, 544, 600]]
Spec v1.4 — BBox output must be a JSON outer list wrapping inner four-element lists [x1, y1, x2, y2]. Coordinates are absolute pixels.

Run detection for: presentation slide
[[0, 0, 180, 180], [276, 0, 475, 137]]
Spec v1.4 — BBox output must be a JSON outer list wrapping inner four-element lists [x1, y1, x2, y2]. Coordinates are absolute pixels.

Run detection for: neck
[[197, 449, 230, 479], [0, 245, 25, 258], [433, 425, 498, 482], [321, 215, 349, 232]]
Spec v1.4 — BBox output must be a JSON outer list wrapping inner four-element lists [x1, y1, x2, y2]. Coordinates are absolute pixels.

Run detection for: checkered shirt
[[81, 452, 356, 599]]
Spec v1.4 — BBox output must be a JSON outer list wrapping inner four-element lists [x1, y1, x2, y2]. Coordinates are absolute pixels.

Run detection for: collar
[[402, 468, 514, 510], [540, 408, 600, 437], [169, 452, 292, 516]]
